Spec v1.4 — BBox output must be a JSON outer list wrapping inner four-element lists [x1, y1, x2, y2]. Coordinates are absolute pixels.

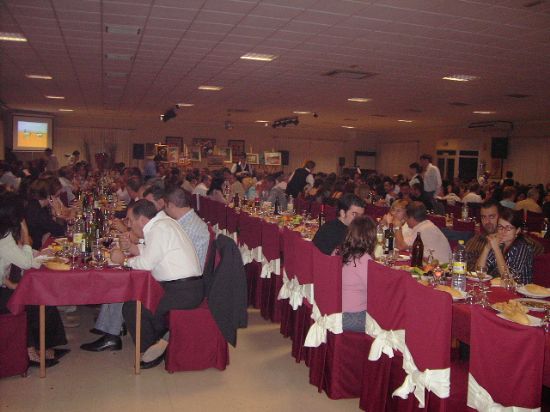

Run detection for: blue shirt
[[177, 209, 210, 272]]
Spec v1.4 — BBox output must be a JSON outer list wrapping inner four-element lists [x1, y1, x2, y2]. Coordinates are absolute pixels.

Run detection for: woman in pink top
[[341, 215, 377, 332]]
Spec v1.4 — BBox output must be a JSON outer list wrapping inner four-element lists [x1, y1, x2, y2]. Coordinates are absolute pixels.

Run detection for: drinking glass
[[70, 244, 81, 269], [432, 264, 444, 285], [92, 246, 105, 267]]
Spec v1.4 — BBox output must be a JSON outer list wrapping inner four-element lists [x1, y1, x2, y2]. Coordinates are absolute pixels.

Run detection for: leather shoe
[[140, 354, 164, 370], [80, 334, 122, 352], [90, 324, 127, 336], [89, 328, 103, 335]]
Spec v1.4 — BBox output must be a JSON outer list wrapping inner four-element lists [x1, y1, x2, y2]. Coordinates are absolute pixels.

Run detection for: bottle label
[[73, 233, 83, 245], [453, 261, 466, 274]]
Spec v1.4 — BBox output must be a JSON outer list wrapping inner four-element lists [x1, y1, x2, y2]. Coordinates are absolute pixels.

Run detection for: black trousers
[[122, 278, 204, 351], [0, 287, 67, 349]]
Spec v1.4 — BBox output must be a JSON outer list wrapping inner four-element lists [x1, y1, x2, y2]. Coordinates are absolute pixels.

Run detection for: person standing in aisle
[[286, 160, 315, 198]]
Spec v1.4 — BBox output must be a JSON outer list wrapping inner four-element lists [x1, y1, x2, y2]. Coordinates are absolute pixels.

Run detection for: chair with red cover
[[526, 211, 545, 233], [428, 214, 446, 229], [467, 306, 545, 410], [310, 202, 321, 219], [324, 204, 337, 222], [200, 196, 213, 224], [359, 262, 409, 410], [190, 193, 199, 213], [214, 202, 228, 236], [446, 202, 462, 217], [295, 197, 311, 215], [225, 206, 239, 242], [278, 228, 301, 338], [259, 221, 282, 322], [453, 218, 475, 233], [387, 279, 453, 411], [533, 253, 550, 287], [0, 312, 28, 378], [238, 214, 263, 308]]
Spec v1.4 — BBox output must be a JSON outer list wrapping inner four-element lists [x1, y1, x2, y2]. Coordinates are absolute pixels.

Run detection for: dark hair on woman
[[341, 215, 377, 265], [499, 206, 524, 229], [207, 177, 224, 196], [27, 178, 51, 200], [0, 193, 25, 239]]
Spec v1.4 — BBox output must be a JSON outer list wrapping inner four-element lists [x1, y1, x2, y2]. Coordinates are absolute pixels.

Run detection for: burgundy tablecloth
[[452, 285, 550, 387], [7, 268, 164, 315]]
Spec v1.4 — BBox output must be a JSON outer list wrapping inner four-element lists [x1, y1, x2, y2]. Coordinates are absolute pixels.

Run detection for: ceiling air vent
[[506, 93, 530, 98], [449, 102, 470, 106], [105, 71, 127, 78], [105, 24, 141, 35], [323, 69, 378, 80]]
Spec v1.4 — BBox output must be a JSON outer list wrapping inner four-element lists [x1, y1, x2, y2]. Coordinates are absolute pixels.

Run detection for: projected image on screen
[[18, 121, 48, 148]]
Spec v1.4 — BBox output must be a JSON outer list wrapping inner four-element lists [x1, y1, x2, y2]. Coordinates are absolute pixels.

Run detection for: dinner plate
[[513, 298, 550, 312], [466, 272, 492, 282], [451, 290, 468, 301], [496, 313, 541, 327], [516, 286, 550, 299]]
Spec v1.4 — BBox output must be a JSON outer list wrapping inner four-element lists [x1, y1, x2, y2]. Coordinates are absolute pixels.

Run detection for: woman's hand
[[487, 234, 501, 251], [110, 248, 125, 265], [3, 277, 18, 290]]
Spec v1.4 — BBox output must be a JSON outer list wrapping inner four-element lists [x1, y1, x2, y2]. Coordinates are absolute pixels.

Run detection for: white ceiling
[[1, 0, 550, 133]]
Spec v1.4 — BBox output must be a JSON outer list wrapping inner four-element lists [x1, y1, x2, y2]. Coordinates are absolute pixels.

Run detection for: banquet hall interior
[[1, 0, 550, 411]]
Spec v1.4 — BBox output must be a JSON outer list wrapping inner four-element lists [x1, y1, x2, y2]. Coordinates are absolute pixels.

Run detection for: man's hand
[[110, 248, 126, 265], [111, 218, 128, 233]]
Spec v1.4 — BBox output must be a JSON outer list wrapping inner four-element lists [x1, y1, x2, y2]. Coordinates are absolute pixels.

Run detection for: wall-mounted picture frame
[[219, 147, 232, 163], [190, 146, 202, 162], [207, 155, 224, 167], [228, 139, 245, 162], [264, 151, 282, 166], [246, 153, 259, 164], [165, 136, 183, 151], [192, 138, 216, 157], [167, 146, 179, 162], [155, 144, 168, 161]]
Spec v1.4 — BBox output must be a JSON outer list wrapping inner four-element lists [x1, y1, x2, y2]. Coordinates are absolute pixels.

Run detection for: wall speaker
[[491, 137, 508, 159], [132, 143, 145, 160], [280, 150, 289, 166]]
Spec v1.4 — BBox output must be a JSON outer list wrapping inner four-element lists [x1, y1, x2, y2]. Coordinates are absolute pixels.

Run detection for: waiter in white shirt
[[419, 154, 442, 202], [111, 200, 203, 364]]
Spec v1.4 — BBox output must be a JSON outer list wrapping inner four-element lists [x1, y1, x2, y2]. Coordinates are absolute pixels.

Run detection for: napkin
[[435, 285, 462, 298], [524, 284, 550, 295]]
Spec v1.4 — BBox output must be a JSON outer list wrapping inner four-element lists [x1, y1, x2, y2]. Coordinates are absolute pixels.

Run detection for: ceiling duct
[[323, 69, 378, 80], [468, 120, 514, 133]]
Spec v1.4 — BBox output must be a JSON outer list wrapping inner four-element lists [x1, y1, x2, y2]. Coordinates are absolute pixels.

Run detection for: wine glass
[[92, 246, 105, 268], [70, 244, 81, 269]]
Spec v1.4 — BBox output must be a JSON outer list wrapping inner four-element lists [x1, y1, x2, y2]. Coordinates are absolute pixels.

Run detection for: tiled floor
[[0, 308, 358, 412]]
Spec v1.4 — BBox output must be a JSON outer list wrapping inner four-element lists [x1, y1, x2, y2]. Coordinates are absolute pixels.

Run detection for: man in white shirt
[[111, 200, 204, 369], [419, 154, 442, 200], [44, 148, 59, 172], [395, 201, 451, 264], [192, 174, 211, 197], [462, 183, 483, 204], [58, 166, 75, 204]]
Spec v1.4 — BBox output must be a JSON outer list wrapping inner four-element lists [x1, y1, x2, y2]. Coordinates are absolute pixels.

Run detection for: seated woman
[[341, 215, 377, 332], [380, 199, 410, 238], [477, 207, 534, 285], [0, 193, 68, 367], [207, 177, 227, 204]]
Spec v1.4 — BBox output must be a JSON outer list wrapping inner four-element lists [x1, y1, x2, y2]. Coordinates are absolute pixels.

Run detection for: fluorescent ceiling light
[[398, 119, 413, 123], [45, 95, 65, 99], [26, 74, 53, 80], [473, 110, 496, 114], [198, 85, 223, 91], [255, 120, 269, 123], [58, 108, 74, 112], [176, 103, 194, 107], [0, 32, 27, 42], [293, 111, 311, 115], [240, 53, 277, 62], [442, 74, 479, 82], [347, 97, 371, 103], [105, 24, 141, 35], [341, 125, 355, 129]]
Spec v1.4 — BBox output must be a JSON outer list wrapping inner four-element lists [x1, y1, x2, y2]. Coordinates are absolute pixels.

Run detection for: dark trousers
[[0, 287, 67, 349], [122, 278, 204, 351]]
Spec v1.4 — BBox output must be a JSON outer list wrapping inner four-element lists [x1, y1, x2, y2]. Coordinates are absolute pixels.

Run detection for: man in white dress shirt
[[111, 200, 204, 368], [419, 154, 442, 201]]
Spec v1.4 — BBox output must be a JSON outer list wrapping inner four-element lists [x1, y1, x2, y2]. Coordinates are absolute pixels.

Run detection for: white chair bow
[[365, 313, 406, 361], [239, 244, 262, 266], [260, 256, 280, 279], [392, 347, 450, 408], [467, 374, 539, 412], [277, 270, 306, 310], [304, 304, 343, 348]]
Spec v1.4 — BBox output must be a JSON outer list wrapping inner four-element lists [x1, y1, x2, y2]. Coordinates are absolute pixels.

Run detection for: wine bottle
[[384, 223, 394, 255], [411, 232, 424, 268]]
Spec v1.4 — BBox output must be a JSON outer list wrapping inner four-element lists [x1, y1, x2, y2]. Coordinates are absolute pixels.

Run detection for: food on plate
[[494, 300, 530, 325], [490, 278, 501, 287], [501, 311, 530, 326], [418, 279, 430, 286], [435, 285, 463, 298], [44, 258, 71, 271], [524, 284, 550, 295]]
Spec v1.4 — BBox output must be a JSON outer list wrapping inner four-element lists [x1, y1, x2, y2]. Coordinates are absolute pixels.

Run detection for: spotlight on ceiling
[[160, 108, 177, 122], [271, 116, 299, 129]]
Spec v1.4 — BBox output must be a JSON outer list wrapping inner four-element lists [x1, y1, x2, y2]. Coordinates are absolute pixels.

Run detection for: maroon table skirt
[[452, 285, 550, 387], [8, 268, 164, 315]]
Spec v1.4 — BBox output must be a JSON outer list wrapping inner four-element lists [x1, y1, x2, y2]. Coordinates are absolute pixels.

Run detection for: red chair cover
[[279, 228, 301, 338], [214, 202, 227, 232], [452, 218, 475, 233], [360, 263, 409, 411], [191, 193, 199, 213], [295, 197, 311, 215], [226, 207, 239, 235], [200, 197, 213, 223], [533, 253, 550, 287], [324, 205, 337, 222], [0, 312, 28, 378], [526, 211, 545, 232], [428, 215, 446, 229], [260, 222, 281, 321], [365, 204, 388, 220], [310, 202, 321, 219], [239, 214, 262, 308], [165, 302, 229, 373], [388, 279, 452, 411], [445, 203, 462, 218], [538, 237, 550, 254], [469, 307, 545, 409]]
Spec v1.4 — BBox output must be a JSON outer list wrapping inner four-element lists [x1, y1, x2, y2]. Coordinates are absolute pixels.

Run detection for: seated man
[[111, 200, 203, 369], [395, 201, 451, 264], [261, 175, 287, 210], [410, 182, 433, 211], [312, 193, 366, 255]]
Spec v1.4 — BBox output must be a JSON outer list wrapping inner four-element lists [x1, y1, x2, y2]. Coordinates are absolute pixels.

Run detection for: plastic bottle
[[374, 225, 385, 259], [451, 240, 467, 292], [461, 203, 469, 220], [73, 214, 85, 245], [287, 195, 294, 213]]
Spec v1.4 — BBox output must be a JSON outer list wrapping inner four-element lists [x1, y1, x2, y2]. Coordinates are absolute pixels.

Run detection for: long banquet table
[[7, 267, 164, 378]]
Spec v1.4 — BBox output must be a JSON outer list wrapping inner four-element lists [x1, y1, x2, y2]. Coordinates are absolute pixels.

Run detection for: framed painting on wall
[[207, 155, 224, 167], [219, 147, 232, 163], [155, 144, 168, 161], [167, 146, 179, 162], [264, 151, 282, 166], [190, 146, 201, 162], [246, 153, 259, 164], [192, 138, 216, 157], [228, 139, 245, 161], [165, 136, 183, 151]]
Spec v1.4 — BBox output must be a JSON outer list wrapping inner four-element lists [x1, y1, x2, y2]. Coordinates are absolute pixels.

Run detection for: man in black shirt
[[286, 160, 315, 198], [312, 193, 366, 255]]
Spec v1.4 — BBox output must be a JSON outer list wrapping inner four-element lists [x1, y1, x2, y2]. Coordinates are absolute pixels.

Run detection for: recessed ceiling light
[[58, 108, 74, 112], [176, 103, 194, 107], [347, 97, 371, 103], [240, 53, 277, 62], [398, 119, 413, 123], [0, 32, 27, 42], [45, 95, 65, 99], [26, 74, 53, 80], [473, 111, 496, 115], [105, 24, 141, 36], [105, 53, 134, 61], [255, 120, 270, 123], [293, 111, 311, 115], [341, 125, 355, 129], [198, 85, 223, 91], [442, 74, 479, 82]]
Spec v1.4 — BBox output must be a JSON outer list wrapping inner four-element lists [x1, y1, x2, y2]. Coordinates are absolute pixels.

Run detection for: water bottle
[[287, 195, 294, 213], [461, 203, 469, 220], [374, 225, 385, 259], [451, 240, 467, 292]]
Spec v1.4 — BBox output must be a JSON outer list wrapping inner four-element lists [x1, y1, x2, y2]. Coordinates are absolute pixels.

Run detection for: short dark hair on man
[[305, 160, 316, 170], [412, 182, 425, 192], [164, 187, 190, 208], [480, 199, 500, 210], [406, 201, 427, 222], [409, 162, 422, 173], [126, 176, 143, 193], [419, 154, 432, 162], [505, 171, 513, 178], [338, 193, 366, 212], [143, 185, 165, 201], [265, 175, 276, 185], [129, 199, 158, 219]]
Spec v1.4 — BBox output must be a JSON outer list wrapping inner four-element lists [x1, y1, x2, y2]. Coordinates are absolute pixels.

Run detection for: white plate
[[452, 290, 468, 301], [496, 313, 541, 327], [513, 298, 550, 312], [516, 286, 550, 299], [466, 272, 492, 282]]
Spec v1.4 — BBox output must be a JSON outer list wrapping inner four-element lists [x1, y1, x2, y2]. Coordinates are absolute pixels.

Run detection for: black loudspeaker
[[133, 144, 145, 160], [280, 150, 289, 166], [491, 137, 508, 159], [338, 157, 345, 166]]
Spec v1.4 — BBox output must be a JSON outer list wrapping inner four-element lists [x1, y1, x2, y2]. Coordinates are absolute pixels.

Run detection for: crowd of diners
[[1, 149, 549, 368]]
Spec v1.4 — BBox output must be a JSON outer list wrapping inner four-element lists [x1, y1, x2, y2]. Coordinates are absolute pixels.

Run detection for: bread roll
[[435, 285, 463, 298], [524, 284, 550, 295]]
